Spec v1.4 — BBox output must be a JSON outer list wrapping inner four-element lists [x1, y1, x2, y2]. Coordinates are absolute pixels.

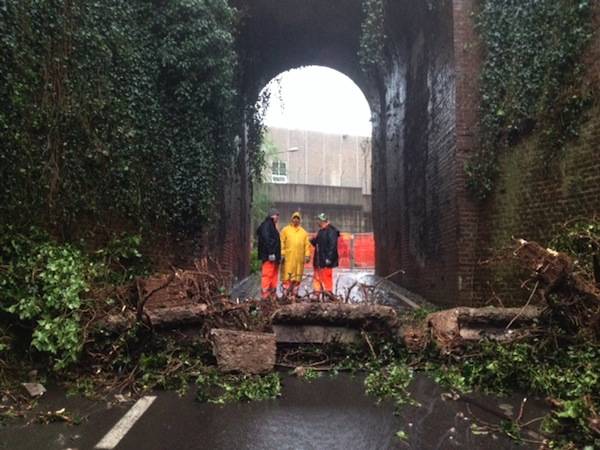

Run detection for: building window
[[271, 160, 288, 183]]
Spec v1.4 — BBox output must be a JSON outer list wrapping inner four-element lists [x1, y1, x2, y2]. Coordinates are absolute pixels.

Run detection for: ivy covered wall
[[474, 1, 600, 304], [467, 0, 593, 199], [0, 0, 242, 252]]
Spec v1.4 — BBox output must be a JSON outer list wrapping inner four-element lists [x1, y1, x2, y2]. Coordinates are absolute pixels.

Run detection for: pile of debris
[[410, 238, 600, 353], [95, 238, 599, 374], [100, 259, 270, 333], [513, 238, 600, 336]]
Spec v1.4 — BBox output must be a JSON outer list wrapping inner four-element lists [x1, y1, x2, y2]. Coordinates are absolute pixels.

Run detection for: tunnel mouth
[[252, 65, 375, 277], [232, 0, 466, 305], [258, 65, 373, 138]]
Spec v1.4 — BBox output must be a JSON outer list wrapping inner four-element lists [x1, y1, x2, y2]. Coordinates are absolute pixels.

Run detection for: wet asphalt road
[[0, 374, 544, 450], [1, 272, 544, 449]]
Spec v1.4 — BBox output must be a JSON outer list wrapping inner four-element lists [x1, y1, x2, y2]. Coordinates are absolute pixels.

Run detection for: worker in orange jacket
[[280, 211, 311, 297]]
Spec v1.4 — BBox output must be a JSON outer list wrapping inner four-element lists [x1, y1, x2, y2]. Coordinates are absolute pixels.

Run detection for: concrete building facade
[[264, 127, 372, 233]]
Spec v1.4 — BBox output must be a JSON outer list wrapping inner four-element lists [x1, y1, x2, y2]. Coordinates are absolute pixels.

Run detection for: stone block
[[272, 324, 361, 344], [22, 382, 46, 398], [210, 329, 276, 374]]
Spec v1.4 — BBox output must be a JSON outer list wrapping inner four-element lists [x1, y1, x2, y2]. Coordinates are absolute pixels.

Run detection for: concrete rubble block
[[98, 304, 209, 332], [145, 304, 208, 328], [272, 324, 361, 345], [210, 328, 276, 375], [427, 308, 462, 352], [426, 306, 543, 352], [98, 310, 136, 333], [22, 382, 46, 398], [271, 303, 400, 334]]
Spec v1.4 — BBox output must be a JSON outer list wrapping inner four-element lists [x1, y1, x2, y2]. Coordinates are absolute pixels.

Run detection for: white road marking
[[94, 395, 157, 449]]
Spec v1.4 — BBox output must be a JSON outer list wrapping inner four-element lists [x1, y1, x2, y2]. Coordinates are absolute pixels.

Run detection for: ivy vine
[[466, 0, 593, 199], [0, 0, 242, 237], [358, 0, 387, 73]]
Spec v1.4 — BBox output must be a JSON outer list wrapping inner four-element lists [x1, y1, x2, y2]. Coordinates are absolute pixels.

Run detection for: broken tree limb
[[513, 239, 600, 335], [505, 281, 539, 331], [514, 239, 600, 301]]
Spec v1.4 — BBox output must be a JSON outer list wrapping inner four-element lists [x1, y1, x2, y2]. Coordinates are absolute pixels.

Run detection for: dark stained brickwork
[[373, 0, 461, 306], [474, 104, 600, 305], [227, 0, 599, 306], [232, 0, 477, 303], [473, 3, 600, 306], [451, 0, 483, 305]]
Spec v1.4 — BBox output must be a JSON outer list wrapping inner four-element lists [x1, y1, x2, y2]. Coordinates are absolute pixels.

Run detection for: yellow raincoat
[[280, 219, 311, 283]]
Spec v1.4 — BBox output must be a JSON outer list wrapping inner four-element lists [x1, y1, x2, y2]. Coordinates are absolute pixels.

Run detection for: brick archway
[[227, 0, 481, 306]]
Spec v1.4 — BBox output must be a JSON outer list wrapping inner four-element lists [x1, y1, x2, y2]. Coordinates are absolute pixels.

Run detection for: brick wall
[[473, 3, 600, 305], [238, 0, 481, 305], [474, 105, 600, 305], [373, 0, 464, 306], [451, 0, 483, 304]]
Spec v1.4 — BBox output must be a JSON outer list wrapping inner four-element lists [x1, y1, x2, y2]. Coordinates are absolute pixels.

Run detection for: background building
[[263, 127, 372, 233]]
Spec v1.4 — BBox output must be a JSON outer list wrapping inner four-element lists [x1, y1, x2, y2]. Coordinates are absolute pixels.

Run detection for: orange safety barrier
[[338, 232, 352, 268], [304, 232, 375, 269], [353, 233, 376, 268]]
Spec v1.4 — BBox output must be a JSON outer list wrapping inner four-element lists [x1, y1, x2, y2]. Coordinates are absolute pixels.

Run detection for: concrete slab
[[273, 324, 361, 344], [210, 328, 276, 374]]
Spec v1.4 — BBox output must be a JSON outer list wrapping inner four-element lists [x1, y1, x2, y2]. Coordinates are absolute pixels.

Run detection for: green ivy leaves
[[0, 230, 92, 369], [195, 371, 282, 404], [550, 217, 600, 275], [467, 0, 593, 199], [358, 0, 386, 73], [0, 227, 147, 370], [364, 362, 414, 408], [0, 0, 240, 236]]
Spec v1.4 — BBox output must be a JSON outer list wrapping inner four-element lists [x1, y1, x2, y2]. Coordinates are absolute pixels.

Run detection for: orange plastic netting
[[303, 232, 375, 269]]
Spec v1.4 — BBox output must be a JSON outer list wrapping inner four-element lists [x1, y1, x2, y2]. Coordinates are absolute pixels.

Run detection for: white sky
[[261, 66, 372, 137]]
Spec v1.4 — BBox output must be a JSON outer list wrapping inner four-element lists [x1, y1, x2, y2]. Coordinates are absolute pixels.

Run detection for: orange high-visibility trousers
[[261, 261, 279, 299], [312, 267, 333, 293]]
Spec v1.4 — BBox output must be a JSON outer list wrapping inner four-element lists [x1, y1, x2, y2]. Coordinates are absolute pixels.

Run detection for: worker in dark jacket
[[256, 208, 281, 299], [310, 213, 339, 294]]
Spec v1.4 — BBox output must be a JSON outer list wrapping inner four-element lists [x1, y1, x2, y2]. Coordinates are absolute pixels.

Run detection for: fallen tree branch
[[505, 281, 539, 331], [513, 239, 600, 336], [136, 273, 175, 322]]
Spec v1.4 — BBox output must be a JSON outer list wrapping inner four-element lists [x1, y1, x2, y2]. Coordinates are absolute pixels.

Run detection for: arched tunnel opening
[[3, 3, 599, 448], [253, 65, 374, 275], [225, 0, 480, 306]]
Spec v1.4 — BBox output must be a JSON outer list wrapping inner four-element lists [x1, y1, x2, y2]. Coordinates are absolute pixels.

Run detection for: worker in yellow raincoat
[[280, 211, 311, 297]]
